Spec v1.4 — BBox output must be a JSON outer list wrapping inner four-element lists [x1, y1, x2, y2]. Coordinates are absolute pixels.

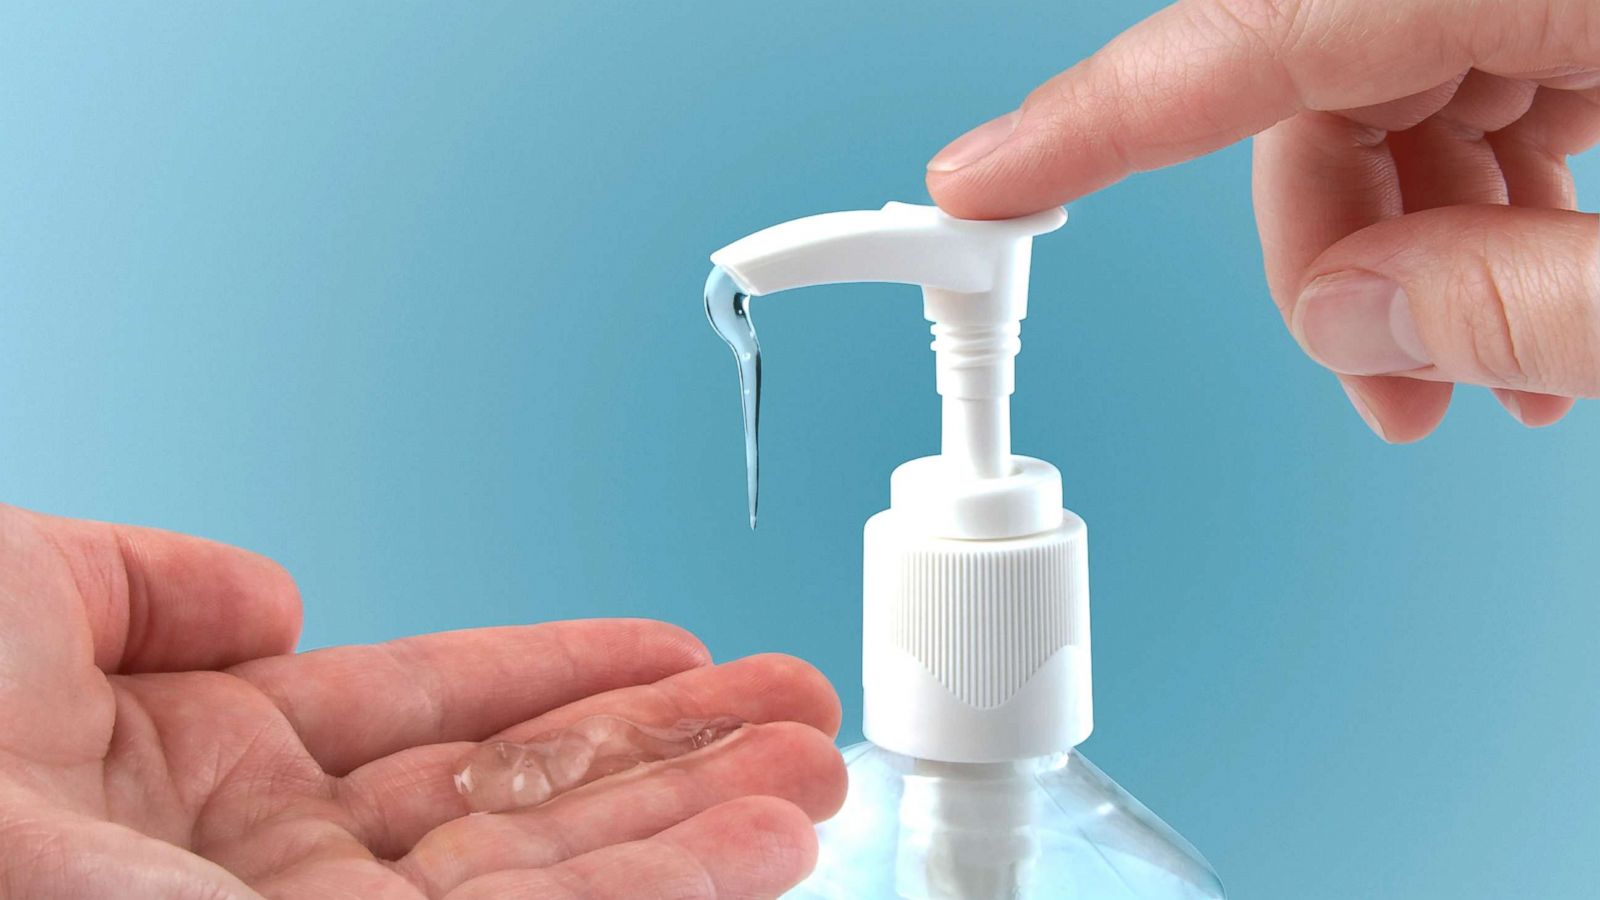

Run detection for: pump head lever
[[712, 201, 1064, 304], [709, 202, 1065, 482]]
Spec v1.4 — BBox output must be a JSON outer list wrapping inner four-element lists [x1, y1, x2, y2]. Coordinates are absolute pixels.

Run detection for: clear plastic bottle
[[789, 743, 1226, 899], [702, 203, 1225, 898]]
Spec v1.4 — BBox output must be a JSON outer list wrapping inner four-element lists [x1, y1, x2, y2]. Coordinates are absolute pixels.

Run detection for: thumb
[[1290, 205, 1600, 397]]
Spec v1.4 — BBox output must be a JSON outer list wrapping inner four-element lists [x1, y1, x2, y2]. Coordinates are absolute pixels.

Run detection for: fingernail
[[1492, 388, 1526, 424], [1339, 381, 1389, 442], [928, 110, 1020, 173], [1295, 271, 1430, 375]]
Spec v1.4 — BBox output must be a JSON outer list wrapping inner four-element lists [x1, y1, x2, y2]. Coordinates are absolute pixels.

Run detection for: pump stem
[[930, 318, 1021, 480], [942, 397, 1011, 478]]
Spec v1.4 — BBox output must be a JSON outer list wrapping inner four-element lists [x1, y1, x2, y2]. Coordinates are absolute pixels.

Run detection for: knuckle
[[737, 796, 818, 875], [647, 842, 718, 900], [748, 654, 841, 729], [17, 835, 69, 883], [633, 620, 712, 668], [750, 653, 828, 690], [1205, 0, 1304, 54], [1448, 218, 1600, 396], [1453, 256, 1532, 388], [1197, 0, 1311, 104]]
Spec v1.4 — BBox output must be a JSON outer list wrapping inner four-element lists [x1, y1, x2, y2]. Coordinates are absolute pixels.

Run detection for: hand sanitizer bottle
[[706, 202, 1225, 899]]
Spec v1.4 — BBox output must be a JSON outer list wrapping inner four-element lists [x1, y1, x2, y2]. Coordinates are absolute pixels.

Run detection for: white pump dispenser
[[707, 203, 1224, 899], [714, 201, 1085, 764]]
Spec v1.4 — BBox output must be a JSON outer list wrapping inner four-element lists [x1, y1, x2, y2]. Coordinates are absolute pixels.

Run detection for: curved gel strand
[[453, 715, 743, 813], [705, 266, 761, 529]]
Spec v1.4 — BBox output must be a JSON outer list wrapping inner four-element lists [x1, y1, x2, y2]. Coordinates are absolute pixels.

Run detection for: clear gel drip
[[453, 715, 743, 813], [704, 266, 761, 529]]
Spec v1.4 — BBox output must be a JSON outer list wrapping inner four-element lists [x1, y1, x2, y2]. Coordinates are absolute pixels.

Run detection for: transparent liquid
[[788, 743, 1226, 899], [704, 265, 761, 529], [453, 715, 743, 813]]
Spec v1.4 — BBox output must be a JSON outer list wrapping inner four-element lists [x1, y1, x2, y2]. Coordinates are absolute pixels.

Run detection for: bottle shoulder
[[788, 742, 1226, 899]]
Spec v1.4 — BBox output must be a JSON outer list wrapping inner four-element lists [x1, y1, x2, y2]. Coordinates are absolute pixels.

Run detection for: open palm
[[0, 505, 845, 898]]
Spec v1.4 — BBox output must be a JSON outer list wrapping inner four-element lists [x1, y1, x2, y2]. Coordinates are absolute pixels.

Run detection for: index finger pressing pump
[[706, 202, 1226, 899]]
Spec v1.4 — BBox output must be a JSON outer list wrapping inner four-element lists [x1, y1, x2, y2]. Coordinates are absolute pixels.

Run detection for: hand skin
[[0, 505, 846, 899], [927, 0, 1600, 442]]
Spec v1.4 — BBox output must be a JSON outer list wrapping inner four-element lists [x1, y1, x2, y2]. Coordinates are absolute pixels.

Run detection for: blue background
[[3, 2, 1597, 897]]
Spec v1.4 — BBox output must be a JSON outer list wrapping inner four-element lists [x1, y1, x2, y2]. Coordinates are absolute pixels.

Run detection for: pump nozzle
[[706, 202, 1065, 529]]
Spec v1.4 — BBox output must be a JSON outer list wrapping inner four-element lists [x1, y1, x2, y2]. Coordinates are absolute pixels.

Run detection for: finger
[[398, 721, 844, 896], [1338, 376, 1453, 444], [1253, 113, 1399, 311], [1423, 70, 1540, 136], [1475, 85, 1597, 424], [1383, 72, 1570, 425], [1387, 71, 1534, 211], [1500, 86, 1600, 157], [1490, 87, 1600, 209], [444, 795, 818, 900], [1255, 79, 1579, 439], [339, 653, 841, 856], [1251, 112, 1451, 442], [491, 653, 841, 744], [1335, 76, 1465, 132], [1388, 104, 1523, 422], [1491, 388, 1576, 427], [233, 619, 711, 776], [1290, 205, 1600, 396], [1534, 69, 1600, 90], [927, 0, 1600, 217], [1391, 78, 1583, 428], [1, 506, 301, 674]]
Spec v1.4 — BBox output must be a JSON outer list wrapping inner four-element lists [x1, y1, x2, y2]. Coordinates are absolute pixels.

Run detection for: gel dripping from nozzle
[[704, 266, 760, 529], [453, 715, 743, 813]]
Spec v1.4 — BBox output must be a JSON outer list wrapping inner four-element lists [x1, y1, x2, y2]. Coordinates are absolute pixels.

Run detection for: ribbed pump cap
[[861, 455, 1092, 764]]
